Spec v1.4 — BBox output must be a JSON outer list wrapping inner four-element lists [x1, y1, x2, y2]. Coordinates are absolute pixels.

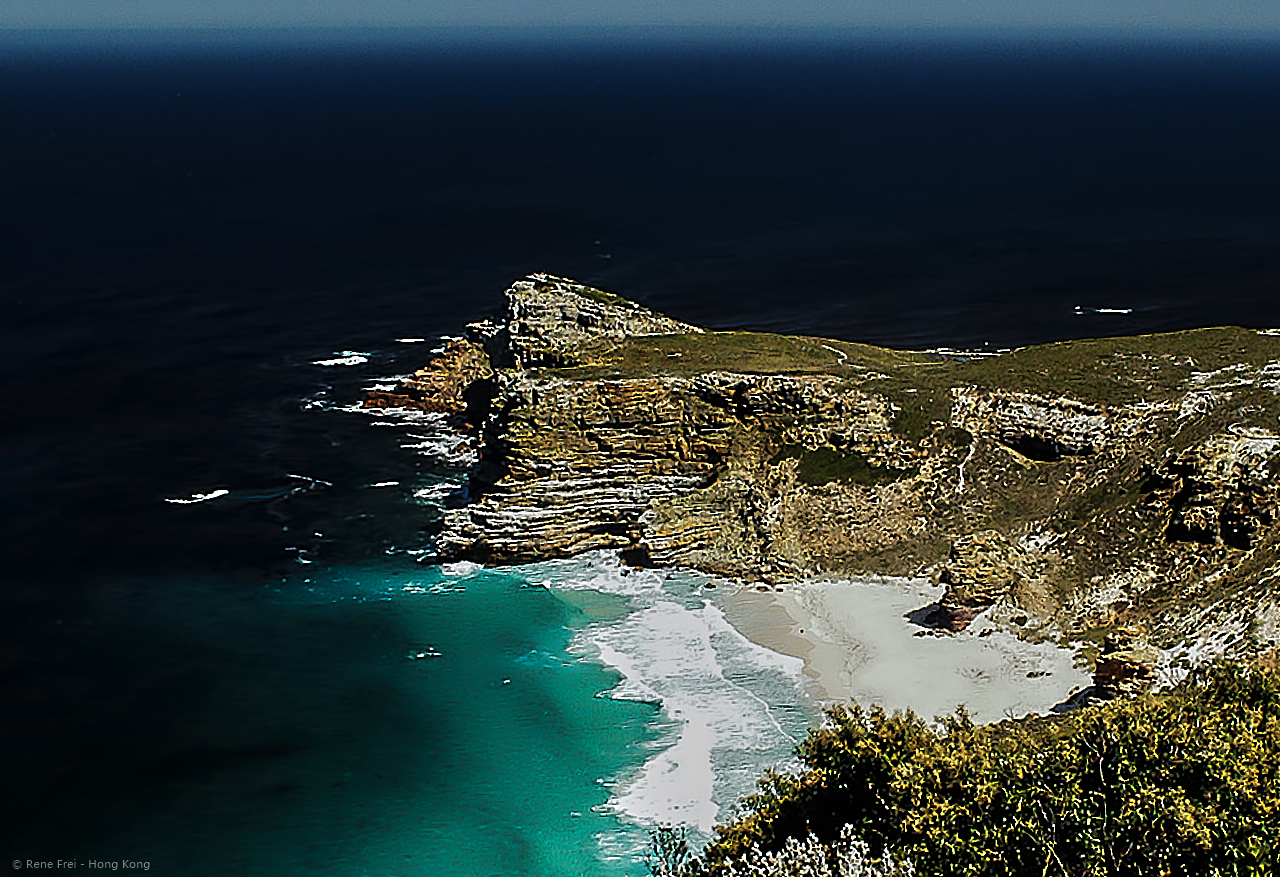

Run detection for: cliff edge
[[372, 274, 1280, 676]]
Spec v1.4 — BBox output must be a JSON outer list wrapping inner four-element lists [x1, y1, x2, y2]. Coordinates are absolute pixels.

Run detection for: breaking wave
[[522, 553, 811, 837]]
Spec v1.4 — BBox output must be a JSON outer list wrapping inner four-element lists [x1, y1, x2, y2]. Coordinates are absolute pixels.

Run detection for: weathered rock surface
[[934, 530, 1053, 631], [1146, 427, 1280, 550], [364, 337, 493, 417], [1092, 628, 1160, 699], [483, 273, 702, 368], [438, 372, 733, 561], [951, 389, 1123, 461], [374, 274, 1280, 678]]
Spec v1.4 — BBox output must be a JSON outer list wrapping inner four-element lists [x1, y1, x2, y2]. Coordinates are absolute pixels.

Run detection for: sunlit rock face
[[364, 337, 494, 417], [498, 272, 704, 368], [377, 275, 1280, 674]]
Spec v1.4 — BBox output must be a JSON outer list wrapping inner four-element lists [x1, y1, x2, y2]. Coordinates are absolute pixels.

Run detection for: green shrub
[[701, 663, 1280, 877], [774, 445, 915, 487]]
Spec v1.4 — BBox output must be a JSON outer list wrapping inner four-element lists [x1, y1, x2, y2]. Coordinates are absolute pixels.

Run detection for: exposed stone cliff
[[372, 274, 1280, 675]]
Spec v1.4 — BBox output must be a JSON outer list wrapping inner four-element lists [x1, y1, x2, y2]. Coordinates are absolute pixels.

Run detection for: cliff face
[[373, 274, 1280, 669]]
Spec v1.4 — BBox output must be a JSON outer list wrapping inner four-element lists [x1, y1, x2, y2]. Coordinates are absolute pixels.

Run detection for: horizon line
[[5, 22, 1280, 44]]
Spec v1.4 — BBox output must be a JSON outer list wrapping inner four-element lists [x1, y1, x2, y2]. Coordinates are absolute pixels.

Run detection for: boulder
[[1092, 628, 1159, 699], [936, 530, 1032, 631], [364, 337, 493, 419]]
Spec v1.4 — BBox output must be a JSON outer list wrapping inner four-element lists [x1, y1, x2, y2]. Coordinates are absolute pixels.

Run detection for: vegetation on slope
[[773, 444, 916, 487], [688, 663, 1280, 877], [548, 324, 1280, 452], [554, 326, 1280, 402]]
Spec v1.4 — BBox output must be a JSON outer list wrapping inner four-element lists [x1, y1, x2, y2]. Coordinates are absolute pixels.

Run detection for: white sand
[[719, 577, 1091, 724]]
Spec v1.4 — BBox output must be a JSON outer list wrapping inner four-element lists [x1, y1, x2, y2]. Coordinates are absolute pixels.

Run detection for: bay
[[3, 28, 1279, 872]]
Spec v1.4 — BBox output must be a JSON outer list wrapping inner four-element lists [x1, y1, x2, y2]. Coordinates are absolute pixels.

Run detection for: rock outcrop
[[1092, 628, 1160, 699], [373, 274, 1280, 677], [1146, 427, 1280, 550], [437, 372, 733, 561], [935, 530, 1043, 631], [474, 273, 702, 369], [364, 337, 493, 418]]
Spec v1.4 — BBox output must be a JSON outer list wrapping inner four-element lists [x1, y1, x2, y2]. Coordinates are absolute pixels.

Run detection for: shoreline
[[715, 577, 1092, 724], [527, 552, 1092, 839]]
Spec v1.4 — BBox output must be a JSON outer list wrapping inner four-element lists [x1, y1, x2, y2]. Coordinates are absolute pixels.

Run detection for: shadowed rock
[[935, 530, 1032, 631]]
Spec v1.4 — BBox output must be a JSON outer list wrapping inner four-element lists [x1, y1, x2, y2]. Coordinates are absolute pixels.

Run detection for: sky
[[3, 0, 1280, 32]]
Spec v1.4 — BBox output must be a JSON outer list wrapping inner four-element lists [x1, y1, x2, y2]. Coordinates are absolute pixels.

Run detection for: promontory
[[368, 274, 1280, 679]]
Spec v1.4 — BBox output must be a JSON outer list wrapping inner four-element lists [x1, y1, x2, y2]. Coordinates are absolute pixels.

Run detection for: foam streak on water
[[523, 553, 811, 839]]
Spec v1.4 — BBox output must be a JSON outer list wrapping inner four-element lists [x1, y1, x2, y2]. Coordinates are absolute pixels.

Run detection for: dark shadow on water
[[0, 575, 439, 862]]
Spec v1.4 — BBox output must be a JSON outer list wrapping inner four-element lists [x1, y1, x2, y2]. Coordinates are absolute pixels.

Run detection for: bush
[[647, 825, 693, 877], [773, 445, 913, 487], [719, 826, 915, 877], [700, 663, 1280, 877]]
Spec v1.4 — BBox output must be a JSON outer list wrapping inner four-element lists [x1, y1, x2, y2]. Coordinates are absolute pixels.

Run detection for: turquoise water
[[57, 555, 811, 876], [10, 33, 1280, 873], [8, 362, 816, 875], [62, 562, 653, 876]]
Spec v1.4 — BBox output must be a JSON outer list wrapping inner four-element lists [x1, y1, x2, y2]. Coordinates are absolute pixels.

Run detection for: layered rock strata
[[375, 274, 1280, 671], [364, 337, 493, 417]]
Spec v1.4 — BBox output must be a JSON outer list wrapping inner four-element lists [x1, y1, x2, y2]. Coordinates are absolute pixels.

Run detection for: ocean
[[3, 27, 1279, 875]]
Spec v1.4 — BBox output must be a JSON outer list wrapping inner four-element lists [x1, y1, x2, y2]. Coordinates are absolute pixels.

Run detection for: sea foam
[[312, 350, 371, 366], [525, 552, 809, 836]]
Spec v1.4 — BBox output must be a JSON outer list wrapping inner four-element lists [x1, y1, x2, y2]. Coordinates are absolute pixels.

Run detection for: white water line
[[703, 603, 800, 743]]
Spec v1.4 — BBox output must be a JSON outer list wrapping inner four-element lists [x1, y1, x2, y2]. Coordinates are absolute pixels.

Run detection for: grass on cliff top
[[550, 326, 1280, 410], [565, 283, 630, 308], [529, 275, 642, 309], [954, 327, 1280, 404], [550, 331, 940, 379]]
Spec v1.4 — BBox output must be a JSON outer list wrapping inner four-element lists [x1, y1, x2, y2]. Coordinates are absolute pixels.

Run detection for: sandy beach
[[718, 577, 1091, 724]]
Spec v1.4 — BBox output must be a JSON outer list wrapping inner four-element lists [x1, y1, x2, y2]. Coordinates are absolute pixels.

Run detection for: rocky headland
[[372, 274, 1280, 683]]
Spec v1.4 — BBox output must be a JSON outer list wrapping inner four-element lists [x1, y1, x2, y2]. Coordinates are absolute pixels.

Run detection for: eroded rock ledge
[[372, 274, 1280, 673]]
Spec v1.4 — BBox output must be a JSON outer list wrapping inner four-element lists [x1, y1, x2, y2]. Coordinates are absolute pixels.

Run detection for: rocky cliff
[[372, 274, 1280, 677]]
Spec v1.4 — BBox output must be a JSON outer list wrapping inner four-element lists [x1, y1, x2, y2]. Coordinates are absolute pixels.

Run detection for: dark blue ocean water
[[3, 28, 1279, 874]]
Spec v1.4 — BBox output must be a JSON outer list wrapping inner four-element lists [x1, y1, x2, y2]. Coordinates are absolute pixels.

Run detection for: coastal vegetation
[[386, 274, 1280, 660], [553, 326, 1280, 413], [658, 663, 1280, 877], [381, 277, 1280, 874], [772, 444, 915, 487]]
